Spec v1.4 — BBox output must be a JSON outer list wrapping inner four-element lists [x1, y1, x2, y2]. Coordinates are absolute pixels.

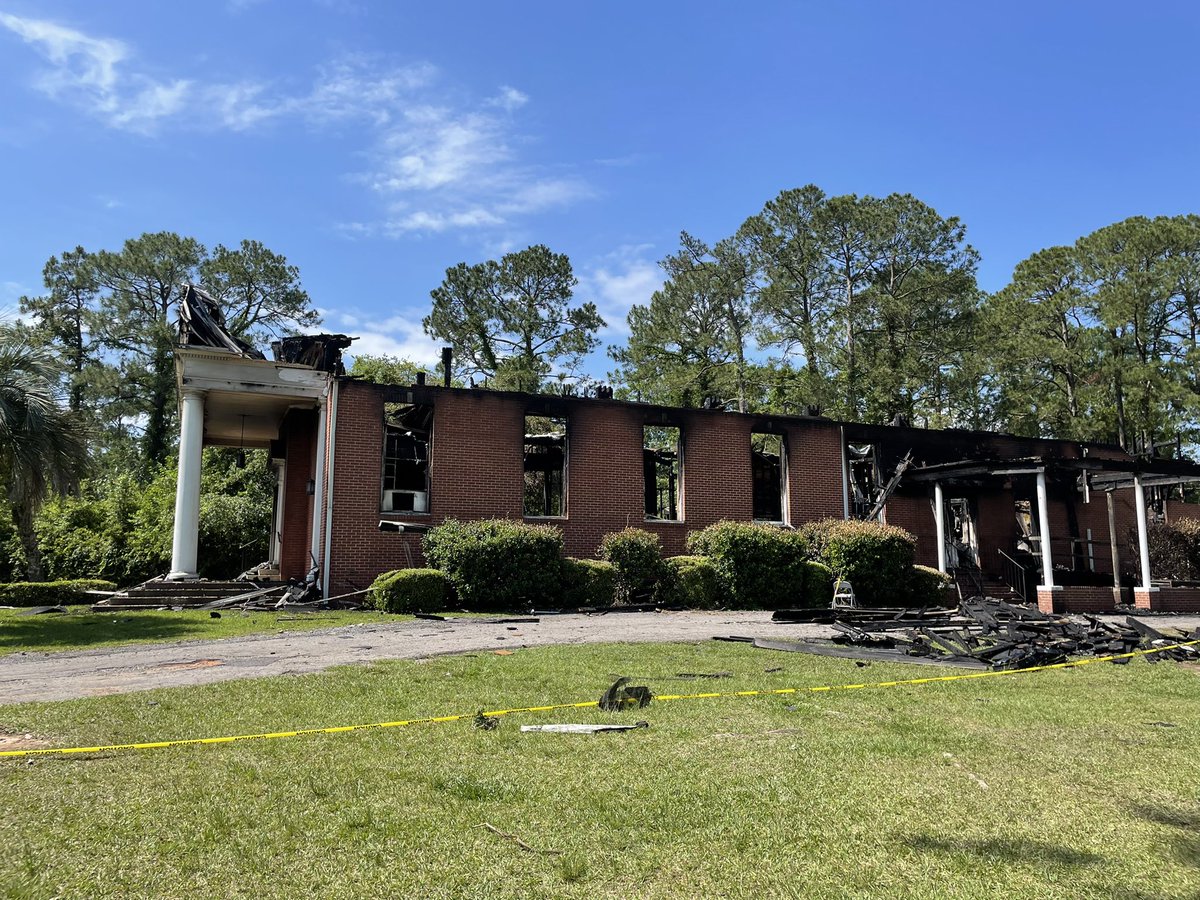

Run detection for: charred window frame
[[524, 415, 567, 518], [644, 426, 682, 521], [751, 432, 788, 524], [847, 443, 878, 520], [381, 402, 433, 513]]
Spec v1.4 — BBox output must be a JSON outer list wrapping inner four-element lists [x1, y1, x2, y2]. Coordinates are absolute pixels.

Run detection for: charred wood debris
[[717, 599, 1200, 671]]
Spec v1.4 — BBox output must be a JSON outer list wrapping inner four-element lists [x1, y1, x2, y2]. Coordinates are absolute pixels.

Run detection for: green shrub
[[1146, 519, 1200, 582], [805, 561, 836, 607], [0, 579, 118, 607], [908, 565, 954, 607], [560, 558, 618, 608], [422, 518, 563, 612], [686, 521, 808, 609], [597, 528, 666, 603], [801, 518, 917, 607], [657, 555, 724, 609], [366, 568, 448, 614]]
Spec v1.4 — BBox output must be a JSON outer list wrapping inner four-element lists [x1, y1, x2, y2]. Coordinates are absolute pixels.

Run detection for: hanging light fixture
[[236, 414, 247, 469]]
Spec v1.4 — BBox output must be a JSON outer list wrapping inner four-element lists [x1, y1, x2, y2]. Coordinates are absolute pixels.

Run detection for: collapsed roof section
[[271, 334, 355, 375], [177, 285, 265, 359], [176, 283, 355, 374]]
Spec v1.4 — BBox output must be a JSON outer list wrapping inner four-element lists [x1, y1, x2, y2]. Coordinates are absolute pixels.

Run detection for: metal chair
[[833, 579, 857, 608]]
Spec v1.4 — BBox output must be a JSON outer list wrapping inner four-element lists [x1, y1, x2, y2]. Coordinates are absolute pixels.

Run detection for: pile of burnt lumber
[[751, 598, 1200, 670]]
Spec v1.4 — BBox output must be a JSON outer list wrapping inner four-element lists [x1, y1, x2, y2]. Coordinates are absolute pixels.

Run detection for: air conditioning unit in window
[[383, 490, 428, 513]]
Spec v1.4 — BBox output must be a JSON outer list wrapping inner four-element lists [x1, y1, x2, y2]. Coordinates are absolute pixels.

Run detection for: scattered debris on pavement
[[726, 598, 1200, 670]]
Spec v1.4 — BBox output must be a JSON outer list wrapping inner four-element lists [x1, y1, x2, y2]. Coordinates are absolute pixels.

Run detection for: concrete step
[[95, 579, 273, 610]]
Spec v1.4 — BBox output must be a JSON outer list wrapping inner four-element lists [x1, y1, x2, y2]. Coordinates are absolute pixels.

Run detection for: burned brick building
[[165, 291, 1200, 615]]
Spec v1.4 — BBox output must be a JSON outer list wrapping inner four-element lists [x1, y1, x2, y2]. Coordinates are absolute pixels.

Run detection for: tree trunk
[[13, 500, 43, 582]]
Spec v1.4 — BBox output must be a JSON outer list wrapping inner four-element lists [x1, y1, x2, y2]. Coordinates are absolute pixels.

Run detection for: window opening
[[644, 426, 681, 521], [847, 443, 878, 519], [382, 402, 433, 512], [524, 415, 567, 517], [751, 432, 787, 523]]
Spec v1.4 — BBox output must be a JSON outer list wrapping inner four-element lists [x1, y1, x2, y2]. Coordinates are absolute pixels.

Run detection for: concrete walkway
[[2, 610, 1195, 706], [0, 611, 834, 705]]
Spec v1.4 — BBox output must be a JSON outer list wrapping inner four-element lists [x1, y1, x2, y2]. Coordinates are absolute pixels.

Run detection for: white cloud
[[578, 246, 664, 338], [487, 85, 528, 112], [0, 12, 188, 133], [325, 309, 442, 364], [0, 13, 592, 232], [0, 281, 36, 326]]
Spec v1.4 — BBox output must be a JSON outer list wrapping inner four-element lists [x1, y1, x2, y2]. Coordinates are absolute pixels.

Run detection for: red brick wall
[[1136, 586, 1200, 612], [319, 384, 847, 594], [879, 494, 936, 568], [1036, 586, 1119, 614], [1165, 500, 1200, 524]]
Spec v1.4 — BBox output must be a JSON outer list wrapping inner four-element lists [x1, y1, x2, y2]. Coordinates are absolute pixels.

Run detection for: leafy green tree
[[851, 193, 980, 425], [424, 244, 604, 392], [18, 247, 104, 414], [198, 239, 320, 340], [91, 232, 206, 467], [985, 246, 1103, 439], [611, 233, 759, 410], [0, 326, 88, 579], [986, 215, 1200, 449], [349, 354, 432, 385], [21, 232, 321, 469], [740, 185, 835, 410], [36, 449, 274, 585]]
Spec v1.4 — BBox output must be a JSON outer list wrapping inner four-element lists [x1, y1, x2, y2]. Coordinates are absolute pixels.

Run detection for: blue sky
[[2, 1, 1198, 376]]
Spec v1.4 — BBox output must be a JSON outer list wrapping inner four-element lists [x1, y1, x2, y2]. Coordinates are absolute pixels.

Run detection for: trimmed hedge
[[561, 558, 618, 608], [800, 518, 917, 607], [686, 521, 809, 609], [422, 518, 563, 612], [909, 565, 954, 607], [598, 528, 666, 603], [0, 579, 118, 607], [657, 555, 724, 609], [805, 561, 836, 606], [367, 568, 448, 614]]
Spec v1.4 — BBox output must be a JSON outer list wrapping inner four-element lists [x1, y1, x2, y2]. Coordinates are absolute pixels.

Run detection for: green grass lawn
[[0, 606, 393, 656], [1, 642, 1198, 899]]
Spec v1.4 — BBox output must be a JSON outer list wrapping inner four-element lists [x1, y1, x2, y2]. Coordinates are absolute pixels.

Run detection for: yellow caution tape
[[2, 639, 1197, 760]]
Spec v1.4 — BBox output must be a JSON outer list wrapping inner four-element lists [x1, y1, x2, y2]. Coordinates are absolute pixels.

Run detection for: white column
[[934, 481, 948, 573], [1036, 469, 1054, 587], [309, 398, 327, 570], [1134, 474, 1153, 589], [321, 380, 340, 598], [168, 389, 205, 579]]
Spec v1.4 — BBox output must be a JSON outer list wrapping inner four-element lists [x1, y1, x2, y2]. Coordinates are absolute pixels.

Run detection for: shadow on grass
[[904, 834, 1104, 867], [0, 613, 210, 653], [1130, 802, 1200, 869]]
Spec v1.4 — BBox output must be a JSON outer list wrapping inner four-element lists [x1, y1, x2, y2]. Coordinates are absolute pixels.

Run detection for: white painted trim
[[168, 389, 206, 579], [934, 481, 947, 573], [839, 426, 850, 520], [322, 380, 340, 598], [1036, 469, 1054, 588], [309, 397, 327, 570], [1134, 474, 1153, 590]]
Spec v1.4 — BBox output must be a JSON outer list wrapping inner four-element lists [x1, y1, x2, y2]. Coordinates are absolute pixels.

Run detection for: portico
[[167, 347, 332, 580]]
